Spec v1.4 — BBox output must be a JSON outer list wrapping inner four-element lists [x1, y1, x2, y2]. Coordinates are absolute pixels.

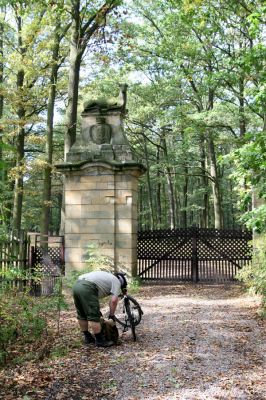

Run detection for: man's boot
[[83, 331, 95, 345], [95, 331, 114, 348]]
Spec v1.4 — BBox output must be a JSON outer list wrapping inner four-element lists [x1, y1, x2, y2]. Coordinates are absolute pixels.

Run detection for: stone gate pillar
[[56, 87, 146, 276]]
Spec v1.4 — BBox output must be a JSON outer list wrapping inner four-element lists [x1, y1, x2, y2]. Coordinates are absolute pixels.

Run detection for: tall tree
[[0, 10, 4, 181], [64, 0, 121, 158], [40, 3, 70, 241], [12, 6, 27, 233], [114, 0, 264, 229]]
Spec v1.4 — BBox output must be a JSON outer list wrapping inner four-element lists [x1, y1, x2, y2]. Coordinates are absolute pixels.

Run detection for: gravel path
[[101, 283, 266, 400], [2, 283, 265, 400]]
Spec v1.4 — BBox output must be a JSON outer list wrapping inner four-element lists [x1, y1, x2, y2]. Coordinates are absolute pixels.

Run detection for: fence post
[[29, 245, 35, 270], [191, 228, 199, 282], [60, 236, 65, 275]]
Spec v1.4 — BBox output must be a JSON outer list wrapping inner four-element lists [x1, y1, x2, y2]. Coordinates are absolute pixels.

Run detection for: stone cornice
[[55, 160, 147, 177]]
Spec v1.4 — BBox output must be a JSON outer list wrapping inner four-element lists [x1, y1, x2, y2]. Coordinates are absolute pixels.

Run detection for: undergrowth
[[0, 276, 68, 366], [237, 235, 266, 318]]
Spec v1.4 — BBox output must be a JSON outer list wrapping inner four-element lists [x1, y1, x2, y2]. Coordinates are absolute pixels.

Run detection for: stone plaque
[[90, 116, 112, 144]]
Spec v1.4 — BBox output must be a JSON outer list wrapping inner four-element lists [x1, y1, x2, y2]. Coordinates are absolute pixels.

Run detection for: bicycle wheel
[[125, 300, 136, 341], [115, 296, 143, 328], [126, 295, 143, 326]]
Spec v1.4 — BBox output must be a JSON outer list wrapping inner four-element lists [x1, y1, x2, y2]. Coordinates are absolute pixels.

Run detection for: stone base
[[56, 161, 145, 276]]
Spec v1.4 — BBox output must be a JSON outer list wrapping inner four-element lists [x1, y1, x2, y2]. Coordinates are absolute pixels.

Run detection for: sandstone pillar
[[56, 87, 146, 276]]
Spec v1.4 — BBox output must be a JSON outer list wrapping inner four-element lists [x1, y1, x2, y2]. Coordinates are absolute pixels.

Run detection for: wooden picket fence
[[0, 231, 65, 295], [0, 230, 29, 271]]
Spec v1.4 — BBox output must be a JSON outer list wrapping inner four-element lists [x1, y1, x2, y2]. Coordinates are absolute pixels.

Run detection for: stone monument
[[56, 85, 146, 276]]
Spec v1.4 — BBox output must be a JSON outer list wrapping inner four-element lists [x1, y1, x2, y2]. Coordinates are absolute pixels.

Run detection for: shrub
[[84, 243, 116, 273], [0, 274, 68, 366], [237, 235, 266, 317], [128, 276, 142, 294]]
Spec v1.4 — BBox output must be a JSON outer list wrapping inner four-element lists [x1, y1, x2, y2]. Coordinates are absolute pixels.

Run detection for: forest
[[0, 0, 265, 237], [0, 3, 265, 396]]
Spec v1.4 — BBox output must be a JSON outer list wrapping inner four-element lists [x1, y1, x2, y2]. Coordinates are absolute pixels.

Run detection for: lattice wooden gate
[[137, 228, 252, 283], [29, 234, 65, 295]]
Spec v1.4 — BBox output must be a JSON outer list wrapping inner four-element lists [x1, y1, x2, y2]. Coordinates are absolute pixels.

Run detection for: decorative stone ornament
[[66, 84, 132, 163], [90, 116, 112, 145]]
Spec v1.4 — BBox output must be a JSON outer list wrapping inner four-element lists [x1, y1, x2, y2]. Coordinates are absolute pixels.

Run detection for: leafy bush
[[240, 205, 266, 233], [0, 273, 68, 366], [63, 268, 92, 288], [224, 131, 266, 234], [237, 235, 266, 318], [84, 243, 117, 273], [128, 276, 142, 294]]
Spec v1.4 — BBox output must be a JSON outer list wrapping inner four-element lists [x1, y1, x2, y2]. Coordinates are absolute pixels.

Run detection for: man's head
[[114, 272, 127, 289]]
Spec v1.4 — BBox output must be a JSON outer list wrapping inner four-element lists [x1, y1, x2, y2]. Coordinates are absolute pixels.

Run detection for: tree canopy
[[0, 0, 265, 234]]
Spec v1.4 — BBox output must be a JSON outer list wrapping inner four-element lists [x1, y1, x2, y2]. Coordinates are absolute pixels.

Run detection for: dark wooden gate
[[29, 234, 65, 295], [0, 232, 65, 295], [137, 228, 252, 283]]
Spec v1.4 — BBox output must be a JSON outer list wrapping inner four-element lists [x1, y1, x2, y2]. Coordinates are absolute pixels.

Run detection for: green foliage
[[0, 264, 46, 282], [83, 243, 117, 273], [0, 0, 265, 233], [63, 268, 89, 289], [240, 205, 266, 233], [0, 275, 68, 366], [50, 344, 69, 359], [237, 235, 266, 318], [128, 276, 142, 294], [225, 131, 266, 232], [83, 242, 127, 275], [0, 223, 9, 241]]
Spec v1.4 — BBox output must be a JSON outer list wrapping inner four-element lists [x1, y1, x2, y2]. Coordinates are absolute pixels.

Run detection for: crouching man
[[72, 270, 127, 348]]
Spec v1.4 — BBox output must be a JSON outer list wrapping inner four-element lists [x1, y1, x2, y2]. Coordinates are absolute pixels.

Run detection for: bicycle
[[114, 288, 143, 341]]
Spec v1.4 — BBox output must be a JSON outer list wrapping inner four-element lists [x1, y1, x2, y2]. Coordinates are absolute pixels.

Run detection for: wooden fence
[[0, 230, 29, 272], [1, 228, 253, 288], [0, 232, 65, 295], [137, 227, 253, 283]]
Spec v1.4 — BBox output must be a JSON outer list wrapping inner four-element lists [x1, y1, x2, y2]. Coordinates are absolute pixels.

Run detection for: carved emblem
[[90, 116, 112, 144]]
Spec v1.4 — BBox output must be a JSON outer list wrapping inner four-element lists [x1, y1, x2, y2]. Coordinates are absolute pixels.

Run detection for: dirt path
[[1, 284, 265, 400], [106, 284, 266, 400]]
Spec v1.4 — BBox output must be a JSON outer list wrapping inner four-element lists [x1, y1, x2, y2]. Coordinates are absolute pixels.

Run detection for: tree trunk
[[0, 17, 3, 184], [161, 136, 176, 229], [138, 185, 143, 229], [64, 0, 120, 158], [207, 86, 222, 229], [166, 168, 176, 228], [156, 146, 162, 228], [12, 126, 25, 233], [40, 24, 61, 244], [64, 5, 82, 158], [181, 167, 188, 228], [199, 134, 208, 228], [180, 131, 188, 228], [207, 134, 223, 229], [12, 14, 27, 233], [143, 139, 155, 229], [239, 76, 246, 137]]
